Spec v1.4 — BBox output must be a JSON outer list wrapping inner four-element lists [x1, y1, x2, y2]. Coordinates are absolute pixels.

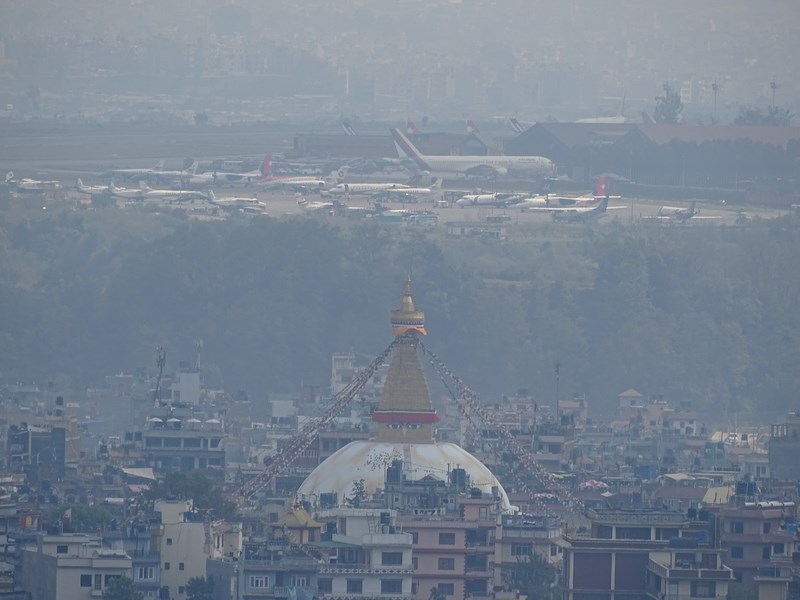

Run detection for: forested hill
[[1, 201, 799, 422]]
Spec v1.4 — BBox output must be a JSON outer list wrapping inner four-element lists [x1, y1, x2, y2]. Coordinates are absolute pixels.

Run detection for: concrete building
[[15, 533, 132, 600], [154, 499, 209, 600]]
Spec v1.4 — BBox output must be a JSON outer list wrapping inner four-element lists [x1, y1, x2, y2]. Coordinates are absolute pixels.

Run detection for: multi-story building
[[315, 507, 413, 600], [717, 501, 796, 586], [493, 512, 564, 589], [154, 499, 209, 600], [646, 541, 733, 600], [140, 407, 225, 473], [15, 532, 132, 600]]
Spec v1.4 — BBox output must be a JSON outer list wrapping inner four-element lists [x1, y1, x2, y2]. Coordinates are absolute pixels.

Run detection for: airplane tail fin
[[154, 160, 165, 171], [334, 165, 349, 184], [406, 120, 418, 134], [76, 178, 84, 190], [186, 161, 199, 175], [260, 154, 273, 180], [597, 197, 609, 212], [509, 118, 524, 133], [342, 121, 357, 136], [466, 119, 479, 134], [431, 177, 443, 189], [390, 128, 431, 171], [207, 190, 216, 202], [594, 176, 608, 198], [5, 171, 14, 183]]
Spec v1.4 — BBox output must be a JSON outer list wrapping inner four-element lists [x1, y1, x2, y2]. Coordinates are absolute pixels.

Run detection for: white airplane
[[324, 180, 410, 197], [136, 183, 209, 202], [5, 171, 61, 192], [76, 179, 111, 196], [654, 201, 719, 222], [514, 195, 552, 210], [527, 197, 624, 222], [543, 176, 622, 207], [386, 178, 443, 197], [390, 128, 555, 177], [105, 160, 165, 180], [187, 155, 270, 187], [261, 159, 347, 192], [207, 190, 266, 212], [509, 117, 534, 134], [296, 194, 334, 213], [107, 183, 146, 200], [455, 191, 528, 207]]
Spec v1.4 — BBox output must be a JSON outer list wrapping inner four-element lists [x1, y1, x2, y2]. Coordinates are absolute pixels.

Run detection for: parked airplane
[[455, 191, 528, 207], [655, 201, 718, 222], [107, 183, 145, 200], [551, 197, 612, 222], [76, 179, 111, 196], [296, 194, 334, 213], [136, 184, 209, 202], [324, 180, 410, 197], [377, 178, 443, 200], [545, 176, 622, 207], [390, 128, 555, 177], [187, 155, 270, 186], [104, 160, 166, 180], [5, 171, 61, 192], [514, 195, 552, 210], [342, 121, 357, 136], [261, 158, 347, 192], [207, 190, 267, 212]]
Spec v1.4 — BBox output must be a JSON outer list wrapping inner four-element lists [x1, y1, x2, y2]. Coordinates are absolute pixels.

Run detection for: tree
[[734, 105, 794, 126], [653, 82, 683, 124], [102, 576, 143, 600], [348, 478, 366, 508], [429, 586, 446, 600], [186, 575, 214, 600], [503, 553, 560, 600]]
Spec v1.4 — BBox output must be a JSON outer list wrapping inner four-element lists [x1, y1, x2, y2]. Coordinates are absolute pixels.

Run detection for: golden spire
[[374, 279, 438, 443], [390, 277, 427, 337]]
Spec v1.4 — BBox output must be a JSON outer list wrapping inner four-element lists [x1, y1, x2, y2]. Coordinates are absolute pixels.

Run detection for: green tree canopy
[[102, 576, 143, 600], [653, 82, 683, 124]]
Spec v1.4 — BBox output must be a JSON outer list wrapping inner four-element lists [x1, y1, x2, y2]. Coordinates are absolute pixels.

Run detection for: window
[[249, 576, 268, 589], [511, 544, 532, 556], [347, 579, 363, 593], [550, 545, 558, 557], [412, 557, 418, 569], [439, 532, 456, 545], [80, 574, 92, 587], [179, 562, 185, 571], [730, 547, 743, 559], [382, 551, 404, 566], [318, 579, 332, 593], [94, 574, 102, 591], [137, 567, 154, 580], [381, 580, 403, 593], [166, 538, 173, 546], [438, 558, 455, 570], [293, 576, 309, 587], [411, 532, 419, 544], [164, 562, 170, 570], [763, 546, 771, 560], [729, 521, 744, 534], [56, 544, 68, 554], [178, 587, 185, 594], [438, 583, 455, 596], [691, 581, 716, 598], [773, 543, 785, 555], [763, 522, 771, 534]]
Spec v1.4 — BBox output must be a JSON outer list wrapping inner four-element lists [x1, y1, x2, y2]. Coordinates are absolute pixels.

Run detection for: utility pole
[[554, 359, 561, 424], [770, 81, 777, 108], [712, 82, 719, 123]]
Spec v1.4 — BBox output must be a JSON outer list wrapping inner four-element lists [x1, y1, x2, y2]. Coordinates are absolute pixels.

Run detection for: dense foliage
[[1, 198, 799, 423]]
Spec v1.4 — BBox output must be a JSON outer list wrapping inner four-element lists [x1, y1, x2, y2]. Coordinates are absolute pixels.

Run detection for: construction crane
[[229, 337, 401, 506]]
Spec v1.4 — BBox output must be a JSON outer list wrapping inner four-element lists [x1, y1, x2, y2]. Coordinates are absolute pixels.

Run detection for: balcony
[[648, 558, 733, 581]]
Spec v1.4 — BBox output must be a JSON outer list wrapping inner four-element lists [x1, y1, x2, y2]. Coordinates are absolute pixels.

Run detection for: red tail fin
[[466, 119, 479, 134], [594, 176, 607, 197], [406, 120, 418, 134], [260, 154, 273, 179]]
